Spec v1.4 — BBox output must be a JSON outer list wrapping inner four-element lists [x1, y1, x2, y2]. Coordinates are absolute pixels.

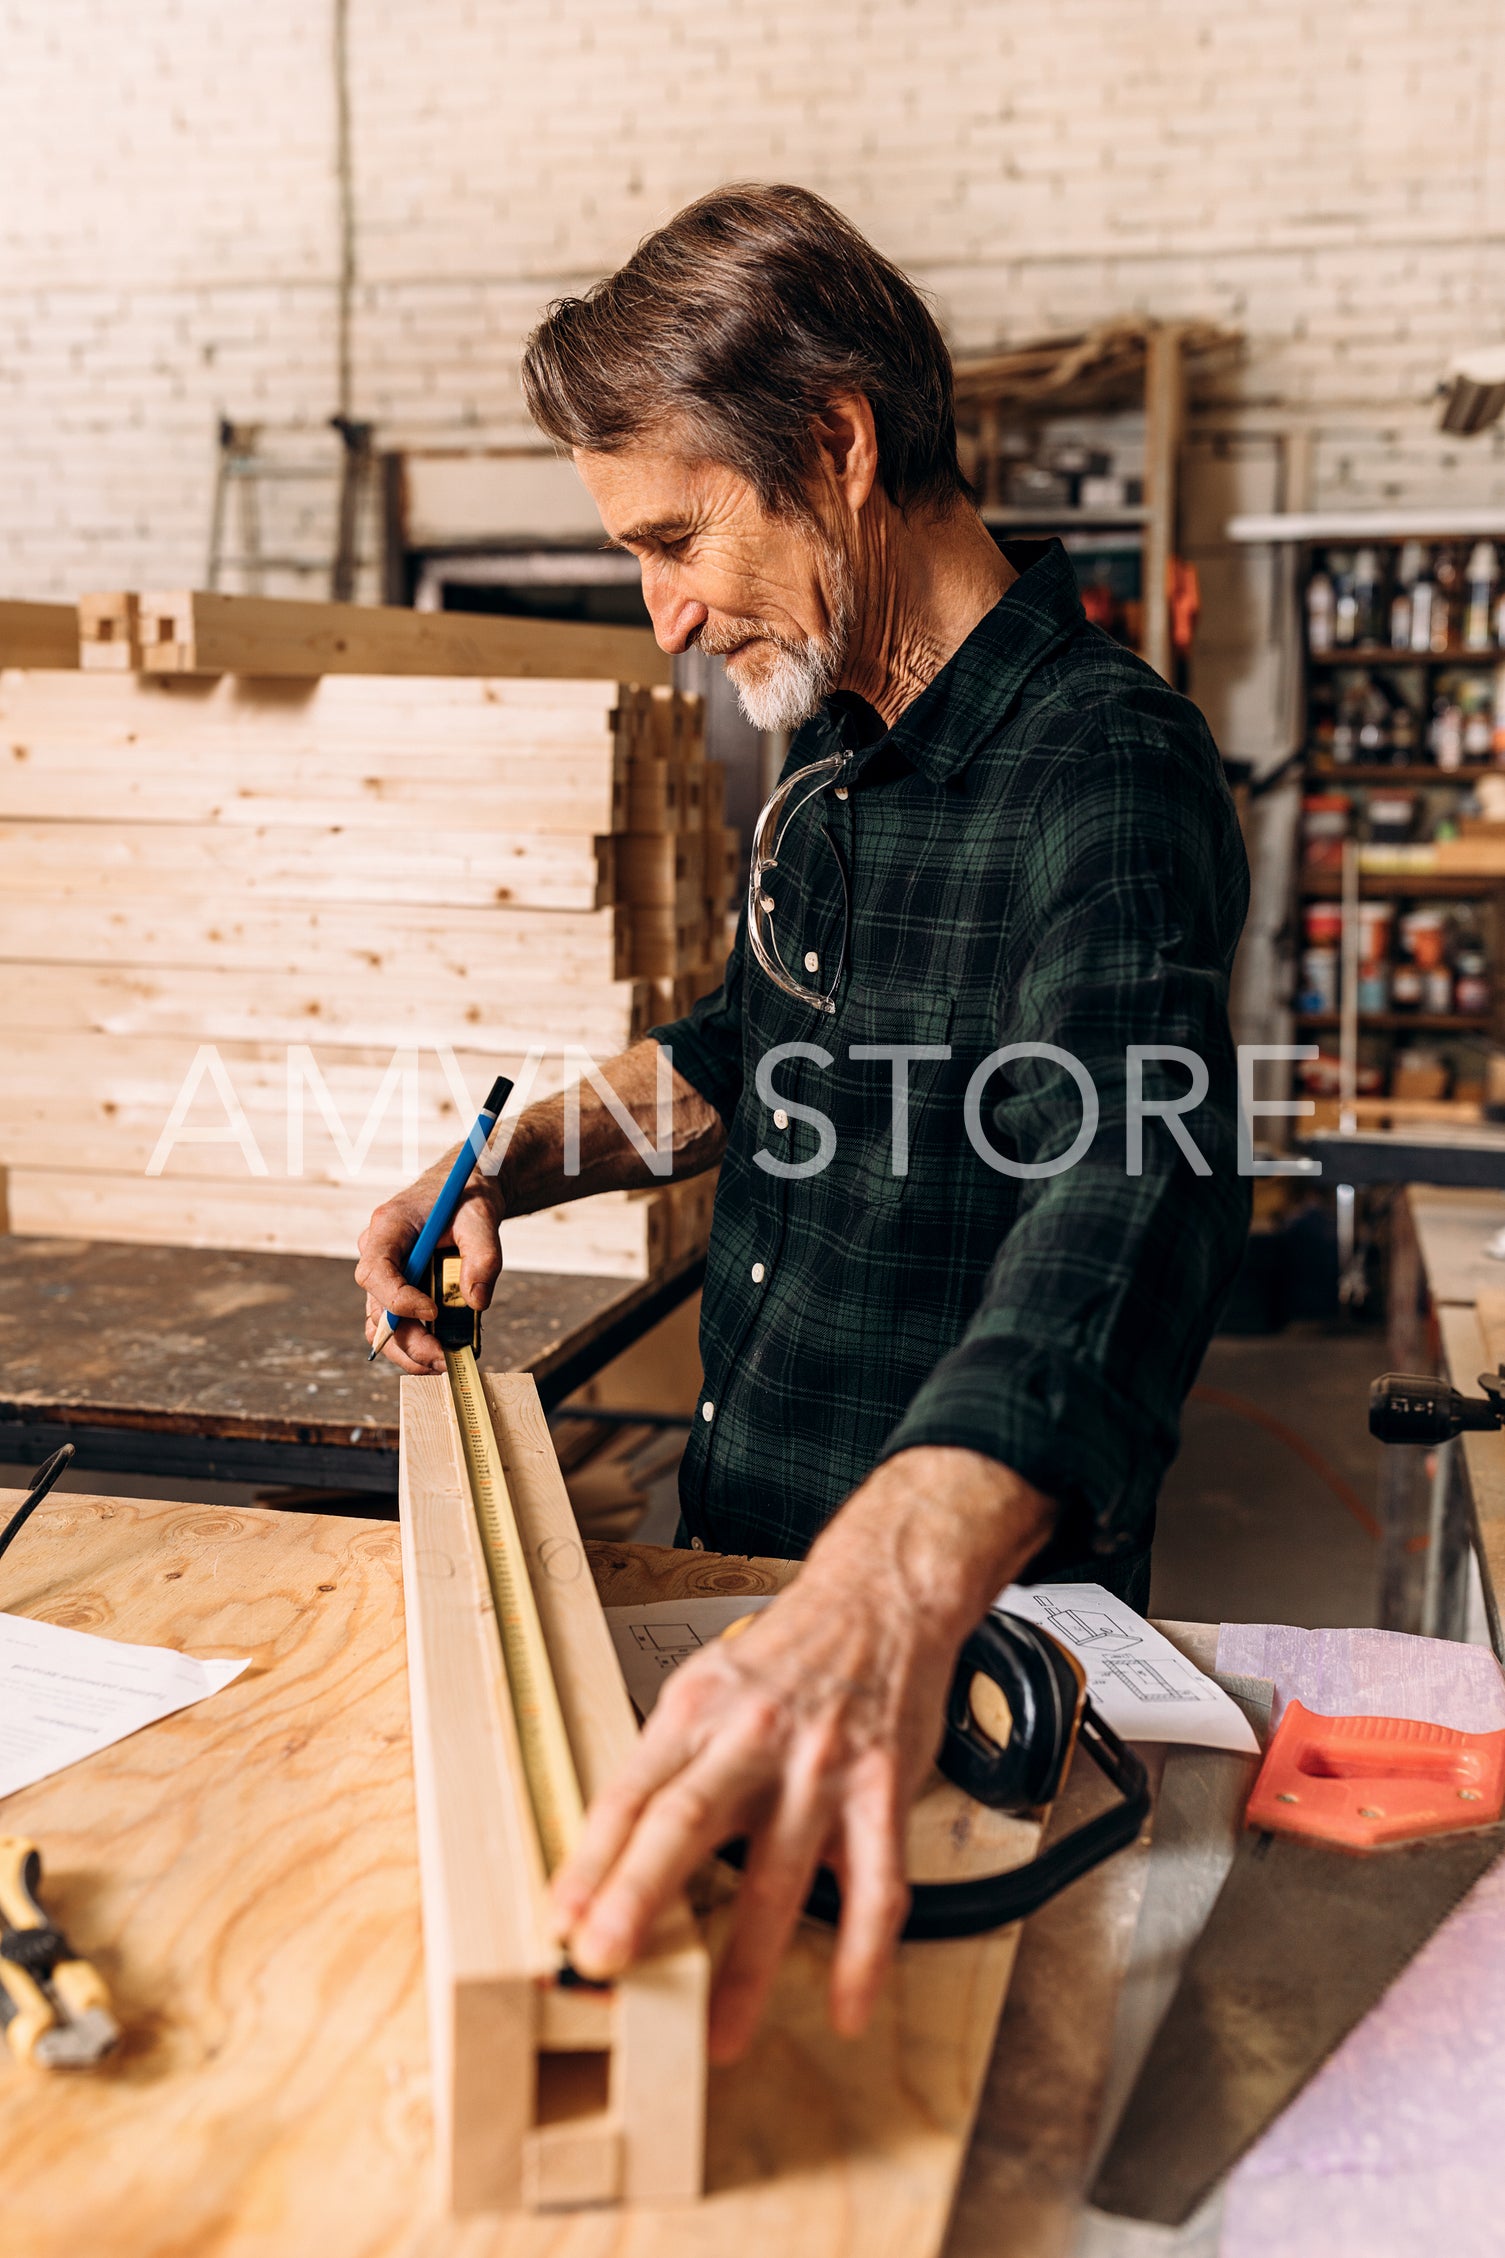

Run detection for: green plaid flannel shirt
[[649, 541, 1251, 1571]]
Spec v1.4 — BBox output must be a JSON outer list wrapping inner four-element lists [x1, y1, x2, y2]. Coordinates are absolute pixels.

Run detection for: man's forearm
[[497, 1040, 727, 1216], [808, 1446, 1058, 1644]]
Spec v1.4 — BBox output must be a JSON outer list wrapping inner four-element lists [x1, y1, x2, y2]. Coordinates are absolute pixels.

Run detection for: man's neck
[[836, 500, 1018, 727]]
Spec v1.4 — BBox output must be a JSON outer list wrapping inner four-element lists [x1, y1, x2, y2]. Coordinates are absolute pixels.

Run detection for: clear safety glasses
[[745, 750, 854, 1015]]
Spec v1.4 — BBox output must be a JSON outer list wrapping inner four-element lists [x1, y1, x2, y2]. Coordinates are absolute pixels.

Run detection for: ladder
[[206, 414, 376, 601]]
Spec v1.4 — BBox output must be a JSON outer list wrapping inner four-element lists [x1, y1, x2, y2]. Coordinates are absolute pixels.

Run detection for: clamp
[[1369, 1368, 1505, 1446], [0, 1837, 119, 2068]]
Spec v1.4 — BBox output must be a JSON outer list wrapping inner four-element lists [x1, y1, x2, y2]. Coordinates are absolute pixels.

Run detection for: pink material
[[1214, 1621, 1505, 1736], [1211, 1623, 1505, 2258]]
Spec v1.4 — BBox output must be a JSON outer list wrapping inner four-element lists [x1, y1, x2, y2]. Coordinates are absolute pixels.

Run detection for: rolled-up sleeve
[[646, 911, 747, 1128], [876, 718, 1251, 1564]]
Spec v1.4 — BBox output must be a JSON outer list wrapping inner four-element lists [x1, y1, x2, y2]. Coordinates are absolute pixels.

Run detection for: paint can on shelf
[[1298, 948, 1340, 1014]]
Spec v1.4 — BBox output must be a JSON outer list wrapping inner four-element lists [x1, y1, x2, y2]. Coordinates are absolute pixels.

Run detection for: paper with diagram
[[998, 1583, 1258, 1753], [607, 1582, 1257, 1753], [606, 1594, 778, 1719]]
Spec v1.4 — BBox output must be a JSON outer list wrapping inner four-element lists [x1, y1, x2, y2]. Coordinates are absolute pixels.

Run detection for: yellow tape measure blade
[[444, 1348, 584, 1873]]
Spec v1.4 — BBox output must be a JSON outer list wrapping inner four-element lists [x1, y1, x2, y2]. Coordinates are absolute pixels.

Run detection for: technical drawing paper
[[0, 1611, 249, 1800], [607, 1594, 778, 1718], [998, 1583, 1259, 1753], [608, 1584, 1256, 1752]]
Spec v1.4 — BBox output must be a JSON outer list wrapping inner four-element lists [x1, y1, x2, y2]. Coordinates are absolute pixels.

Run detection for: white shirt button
[[701, 1400, 715, 1421], [773, 1108, 789, 1130], [803, 950, 819, 973], [834, 785, 849, 800], [751, 1261, 766, 1283]]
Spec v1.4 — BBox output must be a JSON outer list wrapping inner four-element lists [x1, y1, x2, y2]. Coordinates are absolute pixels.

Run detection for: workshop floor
[[0, 1324, 1396, 1632], [1149, 1322, 1386, 1630]]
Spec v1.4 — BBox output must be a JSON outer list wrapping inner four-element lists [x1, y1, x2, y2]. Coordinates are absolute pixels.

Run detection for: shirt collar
[[808, 539, 1086, 785]]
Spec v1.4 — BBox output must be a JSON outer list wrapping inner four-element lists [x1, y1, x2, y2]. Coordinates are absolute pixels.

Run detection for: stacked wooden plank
[[0, 600, 79, 669], [0, 591, 735, 1277]]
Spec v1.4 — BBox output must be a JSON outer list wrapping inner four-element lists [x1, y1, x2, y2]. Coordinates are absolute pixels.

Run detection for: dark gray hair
[[520, 183, 968, 520]]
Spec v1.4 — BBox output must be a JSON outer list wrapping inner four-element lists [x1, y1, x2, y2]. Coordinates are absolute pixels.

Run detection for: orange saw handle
[[1247, 1699, 1505, 1849]]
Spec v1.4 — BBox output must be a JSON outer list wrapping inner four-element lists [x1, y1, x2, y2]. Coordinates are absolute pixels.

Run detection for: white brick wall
[[3, 0, 1504, 599]]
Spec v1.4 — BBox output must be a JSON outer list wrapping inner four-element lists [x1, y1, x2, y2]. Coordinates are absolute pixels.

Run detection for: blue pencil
[[367, 1074, 514, 1362]]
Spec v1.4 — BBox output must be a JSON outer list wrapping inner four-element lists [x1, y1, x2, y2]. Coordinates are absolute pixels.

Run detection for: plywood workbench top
[[0, 1495, 1058, 2258]]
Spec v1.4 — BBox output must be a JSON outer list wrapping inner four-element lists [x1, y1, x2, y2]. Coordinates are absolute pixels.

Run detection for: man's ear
[[810, 392, 879, 517]]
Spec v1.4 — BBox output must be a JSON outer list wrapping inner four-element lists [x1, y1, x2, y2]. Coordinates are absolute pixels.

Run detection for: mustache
[[692, 617, 785, 658]]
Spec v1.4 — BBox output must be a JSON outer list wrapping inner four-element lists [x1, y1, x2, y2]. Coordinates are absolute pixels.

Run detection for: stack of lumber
[[0, 591, 736, 1278]]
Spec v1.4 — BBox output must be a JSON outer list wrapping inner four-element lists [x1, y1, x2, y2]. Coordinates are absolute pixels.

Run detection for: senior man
[[357, 184, 1250, 2064]]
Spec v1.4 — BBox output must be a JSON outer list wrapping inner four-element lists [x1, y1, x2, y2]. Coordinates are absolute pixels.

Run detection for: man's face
[[574, 436, 853, 731]]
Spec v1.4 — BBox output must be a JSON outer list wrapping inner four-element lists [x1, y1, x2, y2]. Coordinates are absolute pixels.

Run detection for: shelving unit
[[953, 318, 1239, 683], [1309, 650, 1502, 669], [1287, 526, 1505, 1113]]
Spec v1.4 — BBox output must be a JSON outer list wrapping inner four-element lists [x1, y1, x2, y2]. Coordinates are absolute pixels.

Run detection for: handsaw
[[1091, 1697, 1505, 2226]]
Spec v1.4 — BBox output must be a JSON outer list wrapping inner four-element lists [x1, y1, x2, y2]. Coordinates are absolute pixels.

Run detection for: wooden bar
[[77, 592, 141, 670], [0, 894, 632, 981], [398, 1375, 549, 2211], [0, 680, 631, 834], [0, 819, 615, 914], [632, 904, 711, 978], [0, 600, 79, 669], [0, 960, 648, 1056], [400, 1370, 707, 2211], [4, 1171, 679, 1277], [134, 588, 670, 684], [627, 757, 700, 833], [617, 832, 706, 911]]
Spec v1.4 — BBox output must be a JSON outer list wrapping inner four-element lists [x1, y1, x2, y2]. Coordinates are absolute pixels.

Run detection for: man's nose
[[641, 568, 708, 656]]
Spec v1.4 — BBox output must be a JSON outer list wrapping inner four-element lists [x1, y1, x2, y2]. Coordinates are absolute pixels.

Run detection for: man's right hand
[[354, 1168, 505, 1374]]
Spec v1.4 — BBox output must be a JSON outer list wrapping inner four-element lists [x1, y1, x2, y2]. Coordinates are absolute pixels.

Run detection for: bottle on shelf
[[1432, 547, 1461, 653], [1463, 677, 1494, 762], [1353, 548, 1384, 647], [1333, 556, 1359, 648], [1391, 541, 1424, 649], [1357, 680, 1391, 758], [1331, 679, 1359, 765], [1466, 543, 1500, 653], [1494, 660, 1505, 761], [1307, 566, 1335, 655], [1456, 946, 1491, 1015], [1430, 690, 1464, 769], [1389, 689, 1419, 762], [1410, 551, 1437, 653]]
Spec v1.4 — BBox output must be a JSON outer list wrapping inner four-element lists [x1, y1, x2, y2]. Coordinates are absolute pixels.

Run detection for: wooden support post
[[399, 1368, 707, 2214], [1142, 324, 1186, 684]]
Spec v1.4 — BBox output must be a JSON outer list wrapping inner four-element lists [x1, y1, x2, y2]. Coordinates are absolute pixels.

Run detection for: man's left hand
[[550, 1446, 1056, 2063]]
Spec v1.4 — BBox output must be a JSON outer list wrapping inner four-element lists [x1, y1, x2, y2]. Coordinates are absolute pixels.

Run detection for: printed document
[[0, 1612, 249, 1801]]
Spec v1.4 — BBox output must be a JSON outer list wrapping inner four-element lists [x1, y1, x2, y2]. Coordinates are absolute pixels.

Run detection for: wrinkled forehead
[[571, 434, 774, 547]]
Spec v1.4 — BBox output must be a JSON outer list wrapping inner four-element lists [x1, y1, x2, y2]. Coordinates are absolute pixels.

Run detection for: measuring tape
[[431, 1254, 584, 1875]]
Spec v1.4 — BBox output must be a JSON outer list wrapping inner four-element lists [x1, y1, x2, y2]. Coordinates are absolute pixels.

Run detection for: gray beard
[[719, 544, 855, 734]]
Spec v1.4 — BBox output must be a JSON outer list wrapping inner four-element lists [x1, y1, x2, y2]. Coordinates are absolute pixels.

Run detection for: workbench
[[0, 1485, 1210, 2257], [0, 1235, 704, 1498], [1397, 1185, 1505, 1654]]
